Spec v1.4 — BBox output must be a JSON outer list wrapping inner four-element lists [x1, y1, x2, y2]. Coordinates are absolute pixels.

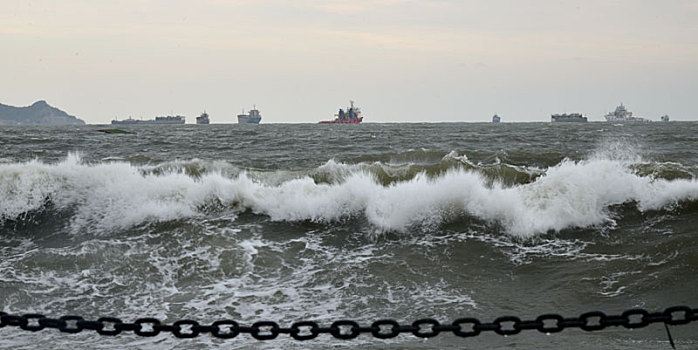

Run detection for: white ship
[[237, 106, 261, 124], [604, 103, 649, 122]]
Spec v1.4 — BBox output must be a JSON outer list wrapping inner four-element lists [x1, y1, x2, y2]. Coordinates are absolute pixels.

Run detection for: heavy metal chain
[[0, 306, 696, 341]]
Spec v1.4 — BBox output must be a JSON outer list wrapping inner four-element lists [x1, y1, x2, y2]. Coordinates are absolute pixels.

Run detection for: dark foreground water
[[1, 122, 697, 349]]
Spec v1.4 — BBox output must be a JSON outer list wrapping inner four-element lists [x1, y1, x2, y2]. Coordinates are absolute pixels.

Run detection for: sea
[[1, 122, 697, 349]]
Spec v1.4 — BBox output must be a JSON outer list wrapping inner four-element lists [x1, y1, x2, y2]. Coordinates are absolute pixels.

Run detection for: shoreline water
[[1, 123, 697, 349]]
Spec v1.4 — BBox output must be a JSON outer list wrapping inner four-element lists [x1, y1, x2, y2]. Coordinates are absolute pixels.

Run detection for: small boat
[[660, 114, 670, 122], [319, 101, 363, 124], [492, 114, 501, 123], [238, 106, 262, 124]]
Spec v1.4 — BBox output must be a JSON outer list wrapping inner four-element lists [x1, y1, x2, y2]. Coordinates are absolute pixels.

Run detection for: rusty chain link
[[0, 306, 696, 341]]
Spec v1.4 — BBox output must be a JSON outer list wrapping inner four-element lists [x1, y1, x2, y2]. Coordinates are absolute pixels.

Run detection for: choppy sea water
[[1, 122, 697, 349]]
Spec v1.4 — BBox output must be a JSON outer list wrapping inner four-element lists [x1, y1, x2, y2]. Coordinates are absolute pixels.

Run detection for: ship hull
[[318, 117, 363, 124], [111, 120, 185, 125], [604, 117, 650, 123], [551, 118, 587, 123], [238, 116, 261, 124]]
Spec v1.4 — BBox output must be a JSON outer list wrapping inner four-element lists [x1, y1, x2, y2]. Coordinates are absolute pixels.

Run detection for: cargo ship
[[551, 113, 587, 123], [237, 106, 261, 124], [196, 111, 210, 124], [319, 101, 362, 124], [111, 115, 186, 125]]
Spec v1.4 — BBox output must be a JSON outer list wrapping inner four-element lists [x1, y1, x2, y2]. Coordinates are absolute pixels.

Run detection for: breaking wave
[[1, 151, 698, 237]]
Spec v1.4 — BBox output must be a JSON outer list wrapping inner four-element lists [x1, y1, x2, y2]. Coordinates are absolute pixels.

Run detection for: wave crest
[[1, 152, 697, 237]]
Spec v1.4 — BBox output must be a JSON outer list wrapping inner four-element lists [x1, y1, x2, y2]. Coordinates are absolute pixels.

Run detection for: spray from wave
[[1, 149, 697, 237]]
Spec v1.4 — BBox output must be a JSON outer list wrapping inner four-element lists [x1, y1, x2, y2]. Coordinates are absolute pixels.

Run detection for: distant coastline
[[0, 100, 85, 125]]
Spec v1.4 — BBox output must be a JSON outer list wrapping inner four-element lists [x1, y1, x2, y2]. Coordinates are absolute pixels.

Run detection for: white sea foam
[[1, 152, 698, 237], [442, 150, 473, 166]]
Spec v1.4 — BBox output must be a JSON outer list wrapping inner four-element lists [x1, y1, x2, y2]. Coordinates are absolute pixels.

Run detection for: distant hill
[[0, 100, 85, 125]]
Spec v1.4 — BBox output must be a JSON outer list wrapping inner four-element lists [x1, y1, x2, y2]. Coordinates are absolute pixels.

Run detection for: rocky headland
[[0, 100, 85, 125]]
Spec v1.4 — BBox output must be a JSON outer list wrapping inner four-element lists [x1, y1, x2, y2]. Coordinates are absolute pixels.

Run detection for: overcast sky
[[2, 0, 697, 123]]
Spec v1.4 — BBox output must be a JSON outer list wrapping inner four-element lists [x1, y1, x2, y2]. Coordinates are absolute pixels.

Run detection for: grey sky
[[2, 0, 697, 123]]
